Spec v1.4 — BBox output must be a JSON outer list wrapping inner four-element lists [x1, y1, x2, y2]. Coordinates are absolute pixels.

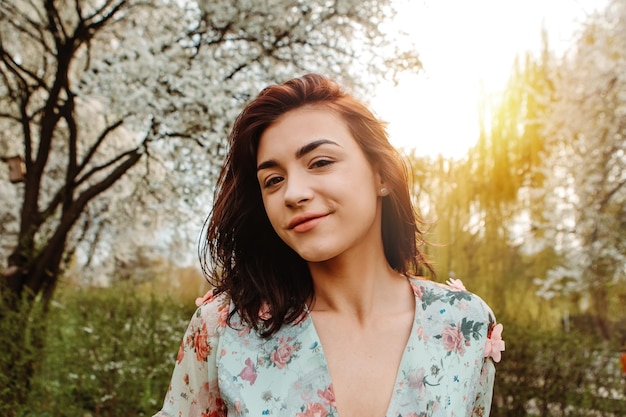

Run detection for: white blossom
[[532, 0, 626, 302], [0, 0, 419, 286]]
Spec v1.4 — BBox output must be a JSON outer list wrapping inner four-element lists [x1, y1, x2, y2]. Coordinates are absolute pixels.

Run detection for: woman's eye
[[264, 176, 283, 188], [310, 159, 334, 169]]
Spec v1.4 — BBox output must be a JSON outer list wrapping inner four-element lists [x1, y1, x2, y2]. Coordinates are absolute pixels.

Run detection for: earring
[[380, 187, 389, 196]]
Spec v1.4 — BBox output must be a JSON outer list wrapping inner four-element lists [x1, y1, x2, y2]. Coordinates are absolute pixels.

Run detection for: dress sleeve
[[153, 296, 227, 417], [471, 358, 496, 416], [472, 301, 503, 417]]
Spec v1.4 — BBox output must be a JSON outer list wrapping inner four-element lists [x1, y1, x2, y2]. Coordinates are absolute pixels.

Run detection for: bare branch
[[82, 0, 128, 36], [75, 146, 144, 189], [0, 41, 45, 91], [77, 118, 125, 174], [73, 145, 145, 214], [28, 140, 146, 294], [598, 178, 626, 213], [0, 111, 21, 122], [39, 143, 145, 224], [38, 117, 126, 222], [43, 0, 69, 46], [0, 3, 49, 52]]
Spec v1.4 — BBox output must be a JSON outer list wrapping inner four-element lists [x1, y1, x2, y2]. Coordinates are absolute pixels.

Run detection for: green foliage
[[17, 286, 196, 417], [492, 321, 626, 417], [0, 293, 47, 417], [8, 286, 625, 417], [407, 37, 626, 332]]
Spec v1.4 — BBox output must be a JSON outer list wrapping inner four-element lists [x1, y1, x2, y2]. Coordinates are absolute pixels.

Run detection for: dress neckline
[[301, 278, 420, 417]]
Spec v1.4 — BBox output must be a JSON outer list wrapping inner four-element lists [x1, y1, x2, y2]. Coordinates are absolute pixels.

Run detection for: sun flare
[[374, 0, 607, 159]]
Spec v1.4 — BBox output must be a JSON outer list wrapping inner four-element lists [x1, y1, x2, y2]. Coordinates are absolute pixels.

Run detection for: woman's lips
[[288, 213, 328, 233]]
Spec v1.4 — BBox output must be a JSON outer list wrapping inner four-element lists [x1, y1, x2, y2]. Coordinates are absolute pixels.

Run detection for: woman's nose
[[283, 173, 313, 207]]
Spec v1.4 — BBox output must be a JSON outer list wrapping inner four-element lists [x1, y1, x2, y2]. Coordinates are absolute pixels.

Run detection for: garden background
[[1, 0, 625, 416]]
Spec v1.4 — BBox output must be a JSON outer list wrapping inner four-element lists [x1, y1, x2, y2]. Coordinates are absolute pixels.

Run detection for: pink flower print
[[473, 406, 486, 417], [417, 325, 429, 342], [410, 281, 423, 299], [301, 388, 313, 402], [270, 337, 296, 369], [214, 397, 225, 410], [194, 323, 211, 362], [445, 278, 466, 291], [317, 384, 336, 408], [176, 341, 185, 364], [189, 381, 211, 416], [239, 357, 258, 385], [296, 402, 329, 417], [195, 288, 217, 306], [484, 323, 505, 363], [259, 302, 272, 320], [407, 368, 425, 394], [217, 303, 229, 328], [294, 308, 309, 325], [442, 324, 466, 354]]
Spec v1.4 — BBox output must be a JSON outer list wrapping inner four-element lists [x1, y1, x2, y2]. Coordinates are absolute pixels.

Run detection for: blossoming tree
[[0, 0, 419, 302], [0, 0, 420, 406], [532, 0, 626, 337]]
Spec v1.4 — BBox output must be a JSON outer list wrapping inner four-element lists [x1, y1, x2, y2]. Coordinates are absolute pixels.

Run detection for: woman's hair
[[200, 73, 432, 337]]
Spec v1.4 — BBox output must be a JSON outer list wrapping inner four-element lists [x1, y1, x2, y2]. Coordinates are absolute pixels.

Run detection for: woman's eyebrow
[[295, 138, 340, 159], [257, 139, 340, 172]]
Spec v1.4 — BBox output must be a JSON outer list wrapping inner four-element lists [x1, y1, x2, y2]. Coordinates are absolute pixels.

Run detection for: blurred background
[[0, 0, 624, 415]]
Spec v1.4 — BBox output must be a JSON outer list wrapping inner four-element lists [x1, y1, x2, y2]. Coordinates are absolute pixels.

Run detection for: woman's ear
[[375, 171, 389, 197]]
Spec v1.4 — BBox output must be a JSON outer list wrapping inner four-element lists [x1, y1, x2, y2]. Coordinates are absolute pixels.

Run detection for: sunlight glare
[[374, 0, 608, 159]]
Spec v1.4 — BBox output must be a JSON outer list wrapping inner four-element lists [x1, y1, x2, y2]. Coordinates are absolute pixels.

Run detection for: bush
[[0, 293, 48, 417], [492, 322, 625, 417], [9, 286, 626, 416], [20, 286, 196, 417]]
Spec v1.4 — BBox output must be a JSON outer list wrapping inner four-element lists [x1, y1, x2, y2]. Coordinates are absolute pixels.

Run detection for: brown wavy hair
[[200, 74, 432, 337]]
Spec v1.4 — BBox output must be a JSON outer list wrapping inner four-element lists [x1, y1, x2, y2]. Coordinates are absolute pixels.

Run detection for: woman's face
[[256, 106, 386, 264]]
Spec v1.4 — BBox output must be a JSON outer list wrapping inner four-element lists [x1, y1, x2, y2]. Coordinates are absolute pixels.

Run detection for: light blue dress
[[154, 278, 499, 417]]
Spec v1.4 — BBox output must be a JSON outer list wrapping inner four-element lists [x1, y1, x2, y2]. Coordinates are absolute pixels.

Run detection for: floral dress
[[154, 278, 504, 417]]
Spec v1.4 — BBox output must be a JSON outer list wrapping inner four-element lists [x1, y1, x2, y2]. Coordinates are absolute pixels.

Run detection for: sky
[[374, 0, 609, 158]]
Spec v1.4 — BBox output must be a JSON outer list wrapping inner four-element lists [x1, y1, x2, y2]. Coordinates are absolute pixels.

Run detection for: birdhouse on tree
[[2, 155, 26, 183]]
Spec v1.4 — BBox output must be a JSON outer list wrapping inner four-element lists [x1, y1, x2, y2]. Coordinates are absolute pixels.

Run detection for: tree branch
[[77, 118, 125, 174], [75, 146, 141, 189], [39, 117, 126, 222], [1, 1, 53, 55], [0, 40, 46, 91], [82, 0, 128, 35], [27, 141, 145, 294]]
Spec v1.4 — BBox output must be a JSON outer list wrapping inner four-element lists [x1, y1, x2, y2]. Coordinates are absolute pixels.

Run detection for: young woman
[[154, 74, 504, 417]]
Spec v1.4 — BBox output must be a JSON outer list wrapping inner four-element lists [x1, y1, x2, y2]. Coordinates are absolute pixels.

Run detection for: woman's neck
[[307, 254, 410, 323]]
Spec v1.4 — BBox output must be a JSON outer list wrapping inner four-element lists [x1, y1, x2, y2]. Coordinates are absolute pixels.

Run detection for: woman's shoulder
[[190, 288, 232, 336], [408, 276, 506, 364], [408, 276, 495, 323]]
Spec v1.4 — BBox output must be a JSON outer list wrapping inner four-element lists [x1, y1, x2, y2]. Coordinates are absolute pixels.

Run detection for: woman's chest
[[309, 310, 414, 417], [216, 319, 332, 416], [215, 305, 487, 417]]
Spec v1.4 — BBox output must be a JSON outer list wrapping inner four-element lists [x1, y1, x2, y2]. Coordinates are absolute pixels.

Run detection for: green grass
[[15, 286, 197, 417], [3, 286, 625, 417]]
